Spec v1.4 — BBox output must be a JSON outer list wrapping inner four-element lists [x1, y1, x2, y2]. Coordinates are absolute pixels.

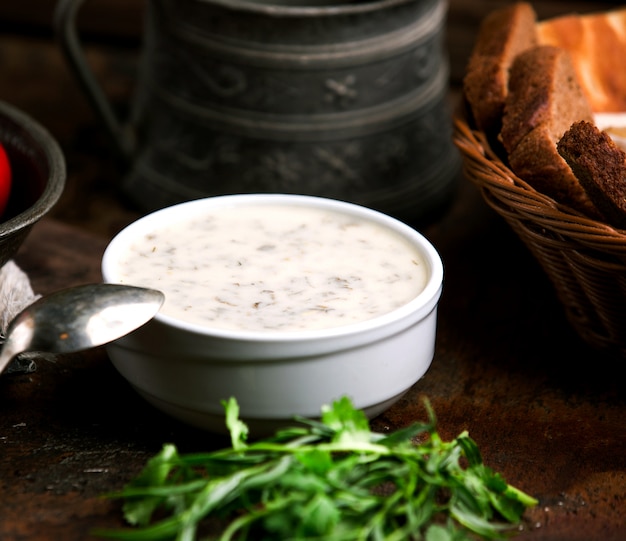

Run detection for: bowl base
[[133, 385, 408, 436]]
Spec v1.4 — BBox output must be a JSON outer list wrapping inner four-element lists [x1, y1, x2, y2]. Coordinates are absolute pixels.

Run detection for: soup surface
[[114, 204, 429, 331]]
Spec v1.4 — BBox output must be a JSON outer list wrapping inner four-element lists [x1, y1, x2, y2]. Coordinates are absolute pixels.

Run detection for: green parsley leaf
[[222, 397, 248, 451], [95, 397, 537, 541]]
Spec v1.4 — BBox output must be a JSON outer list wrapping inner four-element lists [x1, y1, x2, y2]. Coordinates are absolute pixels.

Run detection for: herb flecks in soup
[[115, 205, 428, 331]]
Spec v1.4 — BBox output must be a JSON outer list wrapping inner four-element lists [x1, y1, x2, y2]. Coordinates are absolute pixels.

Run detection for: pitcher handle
[[53, 0, 135, 160]]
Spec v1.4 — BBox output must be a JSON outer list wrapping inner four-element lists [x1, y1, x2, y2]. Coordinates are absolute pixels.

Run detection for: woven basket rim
[[452, 110, 626, 248], [453, 103, 626, 356]]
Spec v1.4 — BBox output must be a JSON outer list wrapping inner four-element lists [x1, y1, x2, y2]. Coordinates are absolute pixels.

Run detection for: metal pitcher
[[54, 0, 459, 225]]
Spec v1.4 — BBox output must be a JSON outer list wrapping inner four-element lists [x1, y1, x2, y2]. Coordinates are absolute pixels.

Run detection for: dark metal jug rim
[[193, 0, 420, 17]]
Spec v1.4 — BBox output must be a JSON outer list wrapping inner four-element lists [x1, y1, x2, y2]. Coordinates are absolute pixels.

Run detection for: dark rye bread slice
[[558, 120, 626, 229], [499, 45, 600, 218], [463, 2, 537, 136]]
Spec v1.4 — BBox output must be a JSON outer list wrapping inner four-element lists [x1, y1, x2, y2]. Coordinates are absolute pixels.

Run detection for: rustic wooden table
[[0, 2, 625, 540]]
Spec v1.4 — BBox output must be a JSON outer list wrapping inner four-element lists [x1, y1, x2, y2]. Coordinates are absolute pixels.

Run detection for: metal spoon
[[0, 283, 164, 376]]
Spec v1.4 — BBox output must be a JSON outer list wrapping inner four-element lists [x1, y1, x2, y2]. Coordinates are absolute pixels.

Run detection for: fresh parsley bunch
[[96, 397, 537, 541]]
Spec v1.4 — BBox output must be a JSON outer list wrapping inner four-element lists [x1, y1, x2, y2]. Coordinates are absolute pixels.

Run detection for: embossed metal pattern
[[124, 0, 458, 224]]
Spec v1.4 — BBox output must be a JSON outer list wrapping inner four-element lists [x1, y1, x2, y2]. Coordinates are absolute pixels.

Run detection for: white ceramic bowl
[[101, 194, 444, 434]]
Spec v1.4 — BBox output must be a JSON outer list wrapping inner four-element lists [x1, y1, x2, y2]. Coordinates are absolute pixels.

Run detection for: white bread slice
[[538, 8, 626, 112]]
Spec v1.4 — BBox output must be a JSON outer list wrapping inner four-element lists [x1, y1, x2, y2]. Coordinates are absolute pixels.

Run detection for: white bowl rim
[[102, 193, 444, 342]]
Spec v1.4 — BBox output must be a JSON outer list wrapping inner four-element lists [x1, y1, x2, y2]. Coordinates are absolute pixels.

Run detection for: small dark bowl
[[0, 101, 66, 267]]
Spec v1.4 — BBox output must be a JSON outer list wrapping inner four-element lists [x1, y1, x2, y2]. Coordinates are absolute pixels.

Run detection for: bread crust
[[538, 8, 626, 112], [463, 2, 537, 135], [558, 121, 626, 228], [499, 45, 599, 217], [500, 45, 593, 152]]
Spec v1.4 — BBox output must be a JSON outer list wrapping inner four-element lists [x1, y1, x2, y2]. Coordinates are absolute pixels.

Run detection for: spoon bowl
[[0, 283, 164, 375]]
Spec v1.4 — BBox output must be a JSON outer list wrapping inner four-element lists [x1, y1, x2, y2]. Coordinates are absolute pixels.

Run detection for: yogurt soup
[[113, 204, 429, 332]]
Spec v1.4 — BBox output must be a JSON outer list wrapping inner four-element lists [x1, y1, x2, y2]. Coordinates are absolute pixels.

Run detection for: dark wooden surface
[[1, 2, 625, 540]]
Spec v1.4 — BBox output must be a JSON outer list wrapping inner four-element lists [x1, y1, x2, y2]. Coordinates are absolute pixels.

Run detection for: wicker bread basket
[[453, 106, 626, 357]]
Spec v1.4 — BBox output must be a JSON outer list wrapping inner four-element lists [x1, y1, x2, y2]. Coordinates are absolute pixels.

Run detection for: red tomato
[[0, 142, 11, 217]]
